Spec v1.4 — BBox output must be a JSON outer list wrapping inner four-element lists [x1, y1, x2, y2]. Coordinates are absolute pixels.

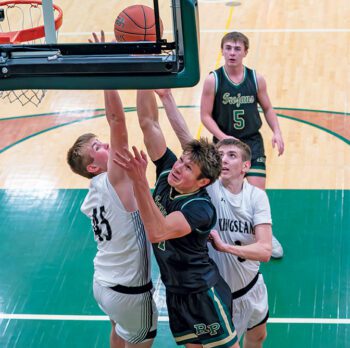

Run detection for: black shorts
[[241, 133, 266, 178], [166, 276, 238, 347]]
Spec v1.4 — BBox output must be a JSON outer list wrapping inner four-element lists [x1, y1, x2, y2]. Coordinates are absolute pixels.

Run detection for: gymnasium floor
[[0, 0, 349, 347]]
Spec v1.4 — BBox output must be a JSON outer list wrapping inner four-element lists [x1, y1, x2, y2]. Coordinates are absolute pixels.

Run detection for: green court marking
[[0, 188, 349, 348], [276, 113, 350, 145], [1, 106, 348, 156]]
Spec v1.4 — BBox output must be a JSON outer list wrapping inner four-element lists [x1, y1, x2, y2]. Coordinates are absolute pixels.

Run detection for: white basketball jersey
[[207, 180, 271, 293], [81, 173, 152, 287]]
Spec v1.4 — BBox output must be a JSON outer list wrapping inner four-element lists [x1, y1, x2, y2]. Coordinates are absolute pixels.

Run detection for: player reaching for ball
[[67, 32, 158, 348]]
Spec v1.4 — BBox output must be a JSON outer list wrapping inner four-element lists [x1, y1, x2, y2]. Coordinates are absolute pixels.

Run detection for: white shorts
[[93, 280, 158, 344], [231, 274, 269, 340]]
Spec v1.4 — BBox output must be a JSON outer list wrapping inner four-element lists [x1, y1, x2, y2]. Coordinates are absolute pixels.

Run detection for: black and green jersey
[[152, 148, 220, 294], [211, 65, 262, 141]]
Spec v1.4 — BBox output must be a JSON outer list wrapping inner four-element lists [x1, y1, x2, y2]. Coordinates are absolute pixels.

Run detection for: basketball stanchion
[[0, 0, 63, 106]]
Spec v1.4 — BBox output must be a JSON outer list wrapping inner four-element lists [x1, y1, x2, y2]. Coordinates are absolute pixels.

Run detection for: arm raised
[[155, 89, 192, 149], [137, 90, 167, 161]]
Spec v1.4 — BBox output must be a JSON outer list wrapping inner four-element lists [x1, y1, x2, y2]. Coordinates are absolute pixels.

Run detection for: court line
[[0, 314, 349, 324]]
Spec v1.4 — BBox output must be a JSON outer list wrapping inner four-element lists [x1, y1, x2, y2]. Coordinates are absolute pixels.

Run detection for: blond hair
[[67, 133, 96, 179], [216, 138, 251, 162]]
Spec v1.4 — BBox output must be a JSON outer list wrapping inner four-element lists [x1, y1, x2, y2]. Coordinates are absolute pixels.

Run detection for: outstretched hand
[[113, 146, 148, 182], [89, 30, 116, 44], [89, 30, 105, 43]]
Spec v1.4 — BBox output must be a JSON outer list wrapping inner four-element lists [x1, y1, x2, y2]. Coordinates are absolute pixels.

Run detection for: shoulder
[[180, 193, 216, 232], [206, 180, 220, 197], [181, 189, 215, 213], [203, 72, 216, 88], [153, 148, 177, 178], [244, 180, 265, 196], [90, 172, 107, 189], [81, 174, 107, 216], [255, 72, 267, 91], [181, 194, 214, 210], [244, 181, 270, 208]]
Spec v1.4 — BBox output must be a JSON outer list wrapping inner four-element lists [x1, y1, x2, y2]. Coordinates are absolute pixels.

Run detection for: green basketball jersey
[[211, 66, 262, 140]]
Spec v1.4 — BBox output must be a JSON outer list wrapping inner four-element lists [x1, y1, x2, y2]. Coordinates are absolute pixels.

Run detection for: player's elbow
[[261, 253, 271, 263], [261, 245, 272, 262]]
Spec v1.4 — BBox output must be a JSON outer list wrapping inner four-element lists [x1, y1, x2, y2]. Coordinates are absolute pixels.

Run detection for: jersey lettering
[[194, 322, 221, 336], [233, 109, 245, 130], [92, 206, 112, 242]]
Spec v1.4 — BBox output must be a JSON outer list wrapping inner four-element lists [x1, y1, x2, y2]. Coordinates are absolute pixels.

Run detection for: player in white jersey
[[67, 32, 157, 348], [154, 90, 272, 348], [207, 138, 272, 348]]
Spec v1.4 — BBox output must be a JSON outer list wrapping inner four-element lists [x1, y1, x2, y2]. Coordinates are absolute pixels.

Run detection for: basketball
[[114, 5, 163, 42]]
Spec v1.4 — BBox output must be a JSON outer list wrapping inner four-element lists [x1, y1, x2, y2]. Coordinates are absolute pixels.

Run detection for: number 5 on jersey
[[233, 110, 245, 130]]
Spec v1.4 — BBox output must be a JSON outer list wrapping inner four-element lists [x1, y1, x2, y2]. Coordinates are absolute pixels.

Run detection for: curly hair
[[182, 137, 222, 185]]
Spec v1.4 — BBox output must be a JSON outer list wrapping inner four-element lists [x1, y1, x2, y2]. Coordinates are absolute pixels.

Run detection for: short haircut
[[221, 31, 249, 50], [216, 138, 252, 162], [67, 133, 96, 179], [182, 137, 222, 185]]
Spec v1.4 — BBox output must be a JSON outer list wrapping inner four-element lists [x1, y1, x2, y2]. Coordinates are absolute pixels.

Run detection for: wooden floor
[[0, 0, 349, 347]]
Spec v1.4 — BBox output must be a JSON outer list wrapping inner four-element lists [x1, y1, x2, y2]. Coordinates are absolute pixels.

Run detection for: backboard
[[0, 0, 200, 90]]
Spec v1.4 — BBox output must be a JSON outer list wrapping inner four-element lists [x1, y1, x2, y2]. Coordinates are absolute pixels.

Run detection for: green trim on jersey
[[222, 66, 247, 87], [211, 65, 262, 139]]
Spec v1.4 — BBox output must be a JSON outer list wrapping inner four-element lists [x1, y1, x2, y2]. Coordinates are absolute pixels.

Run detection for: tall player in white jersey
[[155, 90, 272, 348], [66, 33, 157, 348], [207, 138, 272, 348]]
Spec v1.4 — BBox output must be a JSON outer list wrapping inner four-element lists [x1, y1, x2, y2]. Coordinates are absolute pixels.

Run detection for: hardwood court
[[0, 0, 349, 347]]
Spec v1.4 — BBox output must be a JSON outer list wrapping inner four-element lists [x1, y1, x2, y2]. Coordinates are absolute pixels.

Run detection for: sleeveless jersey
[[206, 180, 271, 292], [211, 66, 262, 140], [152, 149, 220, 294], [81, 173, 152, 288]]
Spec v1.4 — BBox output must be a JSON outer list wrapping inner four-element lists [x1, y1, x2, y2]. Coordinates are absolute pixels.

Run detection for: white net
[[0, 89, 47, 106], [0, 1, 60, 106]]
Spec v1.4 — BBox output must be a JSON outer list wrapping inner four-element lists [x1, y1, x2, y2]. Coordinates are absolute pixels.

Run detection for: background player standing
[[200, 31, 284, 258]]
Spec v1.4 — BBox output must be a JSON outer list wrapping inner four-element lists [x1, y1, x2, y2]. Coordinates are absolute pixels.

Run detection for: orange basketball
[[114, 5, 163, 42]]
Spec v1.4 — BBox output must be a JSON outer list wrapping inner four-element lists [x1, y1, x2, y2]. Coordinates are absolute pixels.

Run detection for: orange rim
[[0, 0, 63, 44]]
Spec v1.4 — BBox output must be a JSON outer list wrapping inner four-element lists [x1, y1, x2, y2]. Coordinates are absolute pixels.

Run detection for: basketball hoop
[[0, 0, 63, 106]]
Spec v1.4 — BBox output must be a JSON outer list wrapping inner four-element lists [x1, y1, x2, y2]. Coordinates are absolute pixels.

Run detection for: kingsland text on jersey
[[218, 218, 254, 234]]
